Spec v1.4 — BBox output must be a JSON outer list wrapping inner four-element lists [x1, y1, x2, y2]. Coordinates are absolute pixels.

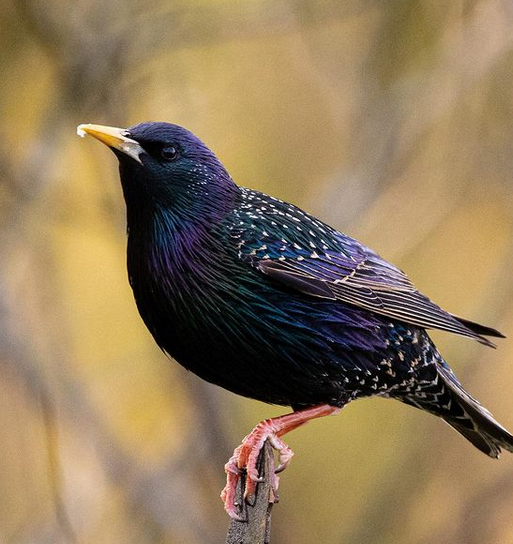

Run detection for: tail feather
[[450, 314, 506, 342], [437, 365, 513, 458], [394, 363, 513, 458]]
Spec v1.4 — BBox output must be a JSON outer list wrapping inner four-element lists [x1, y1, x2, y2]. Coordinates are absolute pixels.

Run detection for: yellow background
[[1, 1, 513, 542]]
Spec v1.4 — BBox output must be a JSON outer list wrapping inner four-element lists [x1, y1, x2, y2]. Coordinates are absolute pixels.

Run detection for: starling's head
[[78, 122, 239, 223]]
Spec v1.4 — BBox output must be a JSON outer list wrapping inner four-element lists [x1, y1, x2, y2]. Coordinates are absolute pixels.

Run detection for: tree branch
[[225, 440, 277, 544]]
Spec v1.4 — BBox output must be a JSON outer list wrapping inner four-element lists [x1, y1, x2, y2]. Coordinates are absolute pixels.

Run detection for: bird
[[77, 121, 513, 520]]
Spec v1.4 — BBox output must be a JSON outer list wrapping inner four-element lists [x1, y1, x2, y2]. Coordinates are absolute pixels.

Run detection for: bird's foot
[[221, 404, 340, 520], [221, 426, 290, 520]]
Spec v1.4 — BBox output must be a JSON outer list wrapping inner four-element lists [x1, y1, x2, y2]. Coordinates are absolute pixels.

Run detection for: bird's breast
[[125, 226, 401, 408]]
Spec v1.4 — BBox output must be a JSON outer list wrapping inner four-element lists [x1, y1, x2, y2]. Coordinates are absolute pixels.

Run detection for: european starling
[[78, 122, 513, 519]]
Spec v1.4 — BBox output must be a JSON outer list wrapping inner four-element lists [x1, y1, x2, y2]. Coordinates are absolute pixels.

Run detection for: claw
[[221, 404, 340, 518], [221, 472, 245, 521], [269, 434, 294, 472], [222, 421, 287, 518]]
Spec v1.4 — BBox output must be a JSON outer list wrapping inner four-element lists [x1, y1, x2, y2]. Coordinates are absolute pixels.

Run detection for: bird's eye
[[161, 145, 179, 161]]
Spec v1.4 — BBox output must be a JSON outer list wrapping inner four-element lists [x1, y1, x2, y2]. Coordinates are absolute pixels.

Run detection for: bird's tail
[[397, 364, 513, 458], [436, 365, 513, 458]]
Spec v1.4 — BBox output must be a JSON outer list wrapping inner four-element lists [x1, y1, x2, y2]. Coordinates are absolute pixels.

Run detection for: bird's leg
[[221, 403, 340, 520]]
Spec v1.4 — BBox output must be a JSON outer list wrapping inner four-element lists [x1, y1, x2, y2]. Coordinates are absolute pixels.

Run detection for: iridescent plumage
[[79, 121, 513, 518]]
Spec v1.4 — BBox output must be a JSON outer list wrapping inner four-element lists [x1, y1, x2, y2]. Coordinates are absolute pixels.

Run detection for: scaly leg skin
[[221, 404, 341, 520]]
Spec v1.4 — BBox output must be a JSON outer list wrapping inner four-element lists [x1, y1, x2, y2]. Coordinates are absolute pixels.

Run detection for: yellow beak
[[77, 123, 143, 165]]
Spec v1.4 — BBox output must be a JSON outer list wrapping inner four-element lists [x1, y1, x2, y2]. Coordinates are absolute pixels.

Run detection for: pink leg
[[221, 404, 341, 520]]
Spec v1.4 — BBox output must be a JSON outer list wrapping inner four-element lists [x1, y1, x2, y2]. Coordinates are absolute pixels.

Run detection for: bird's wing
[[239, 230, 499, 347]]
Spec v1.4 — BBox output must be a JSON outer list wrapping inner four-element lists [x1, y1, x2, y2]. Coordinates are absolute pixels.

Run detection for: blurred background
[[1, 0, 513, 543]]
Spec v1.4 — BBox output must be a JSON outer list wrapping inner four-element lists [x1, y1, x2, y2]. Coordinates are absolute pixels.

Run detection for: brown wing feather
[[257, 256, 499, 347]]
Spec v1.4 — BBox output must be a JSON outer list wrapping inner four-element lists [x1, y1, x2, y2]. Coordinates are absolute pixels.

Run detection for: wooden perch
[[225, 440, 277, 544]]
